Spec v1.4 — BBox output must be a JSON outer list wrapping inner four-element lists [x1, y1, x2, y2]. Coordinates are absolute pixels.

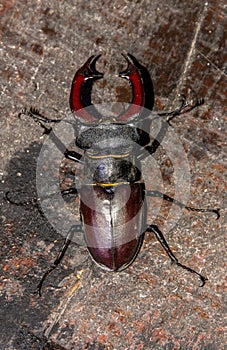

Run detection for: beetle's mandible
[[13, 54, 220, 295]]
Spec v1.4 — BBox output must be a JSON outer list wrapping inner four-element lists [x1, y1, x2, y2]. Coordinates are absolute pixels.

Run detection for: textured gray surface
[[0, 1, 226, 349]]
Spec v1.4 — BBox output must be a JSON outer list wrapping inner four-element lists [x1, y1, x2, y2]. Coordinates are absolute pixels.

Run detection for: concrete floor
[[0, 1, 226, 349]]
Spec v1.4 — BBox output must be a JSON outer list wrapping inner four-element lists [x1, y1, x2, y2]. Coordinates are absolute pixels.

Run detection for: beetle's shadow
[[2, 142, 55, 237], [0, 141, 79, 345], [3, 141, 81, 238], [4, 142, 41, 205], [1, 141, 86, 292], [1, 138, 88, 284]]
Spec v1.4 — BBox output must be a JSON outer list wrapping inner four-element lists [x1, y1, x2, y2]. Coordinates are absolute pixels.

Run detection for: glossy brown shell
[[80, 183, 146, 271]]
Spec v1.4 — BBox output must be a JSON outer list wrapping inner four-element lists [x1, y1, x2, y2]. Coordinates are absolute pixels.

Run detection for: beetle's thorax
[[75, 122, 142, 185]]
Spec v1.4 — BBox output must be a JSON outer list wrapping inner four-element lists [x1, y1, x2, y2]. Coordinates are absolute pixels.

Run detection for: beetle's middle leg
[[5, 182, 80, 207], [146, 190, 220, 219], [146, 224, 207, 286]]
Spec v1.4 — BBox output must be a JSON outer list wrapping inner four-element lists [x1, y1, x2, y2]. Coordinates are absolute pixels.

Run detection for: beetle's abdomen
[[80, 183, 146, 271]]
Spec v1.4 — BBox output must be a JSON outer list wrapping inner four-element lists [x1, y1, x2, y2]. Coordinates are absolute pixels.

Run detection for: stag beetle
[[14, 54, 219, 295]]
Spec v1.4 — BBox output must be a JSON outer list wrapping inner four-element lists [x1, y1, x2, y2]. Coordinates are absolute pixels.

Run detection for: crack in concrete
[[173, 3, 209, 104]]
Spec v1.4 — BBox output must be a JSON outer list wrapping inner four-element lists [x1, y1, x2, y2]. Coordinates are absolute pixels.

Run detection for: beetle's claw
[[34, 285, 42, 297], [18, 107, 28, 119], [199, 275, 208, 287], [4, 191, 11, 203], [214, 208, 220, 220]]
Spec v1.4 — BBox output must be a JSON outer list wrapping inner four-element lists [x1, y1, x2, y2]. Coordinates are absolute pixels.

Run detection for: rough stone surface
[[0, 1, 226, 349]]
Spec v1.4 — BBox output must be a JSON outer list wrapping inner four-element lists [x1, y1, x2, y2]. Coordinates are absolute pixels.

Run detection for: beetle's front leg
[[157, 94, 204, 123], [19, 107, 61, 125], [18, 107, 61, 135], [138, 96, 204, 160], [146, 224, 207, 286], [37, 224, 82, 296], [19, 108, 84, 164], [137, 120, 168, 160]]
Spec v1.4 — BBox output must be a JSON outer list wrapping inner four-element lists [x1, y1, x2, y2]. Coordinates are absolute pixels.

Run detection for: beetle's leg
[[61, 187, 79, 203], [4, 190, 36, 207], [19, 107, 62, 125], [37, 224, 82, 296], [64, 149, 83, 164], [61, 187, 78, 197], [138, 96, 204, 160], [18, 107, 56, 137], [157, 94, 204, 123], [146, 224, 207, 286], [137, 119, 168, 160], [19, 108, 84, 164], [38, 187, 79, 201], [5, 185, 80, 208], [146, 190, 220, 219]]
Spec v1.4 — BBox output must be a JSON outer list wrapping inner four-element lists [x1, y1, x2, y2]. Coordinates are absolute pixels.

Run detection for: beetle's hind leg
[[5, 186, 80, 208], [146, 224, 207, 286], [37, 224, 82, 296], [145, 190, 220, 286]]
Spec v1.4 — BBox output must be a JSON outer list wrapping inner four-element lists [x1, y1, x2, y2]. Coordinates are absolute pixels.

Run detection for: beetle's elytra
[[14, 54, 219, 295]]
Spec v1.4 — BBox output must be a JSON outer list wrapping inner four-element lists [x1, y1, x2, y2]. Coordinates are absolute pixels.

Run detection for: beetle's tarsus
[[4, 191, 12, 204], [18, 107, 61, 124], [36, 265, 57, 297], [185, 206, 220, 220], [174, 261, 208, 287], [158, 94, 205, 123], [215, 208, 221, 220], [4, 190, 36, 207], [199, 276, 208, 287]]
